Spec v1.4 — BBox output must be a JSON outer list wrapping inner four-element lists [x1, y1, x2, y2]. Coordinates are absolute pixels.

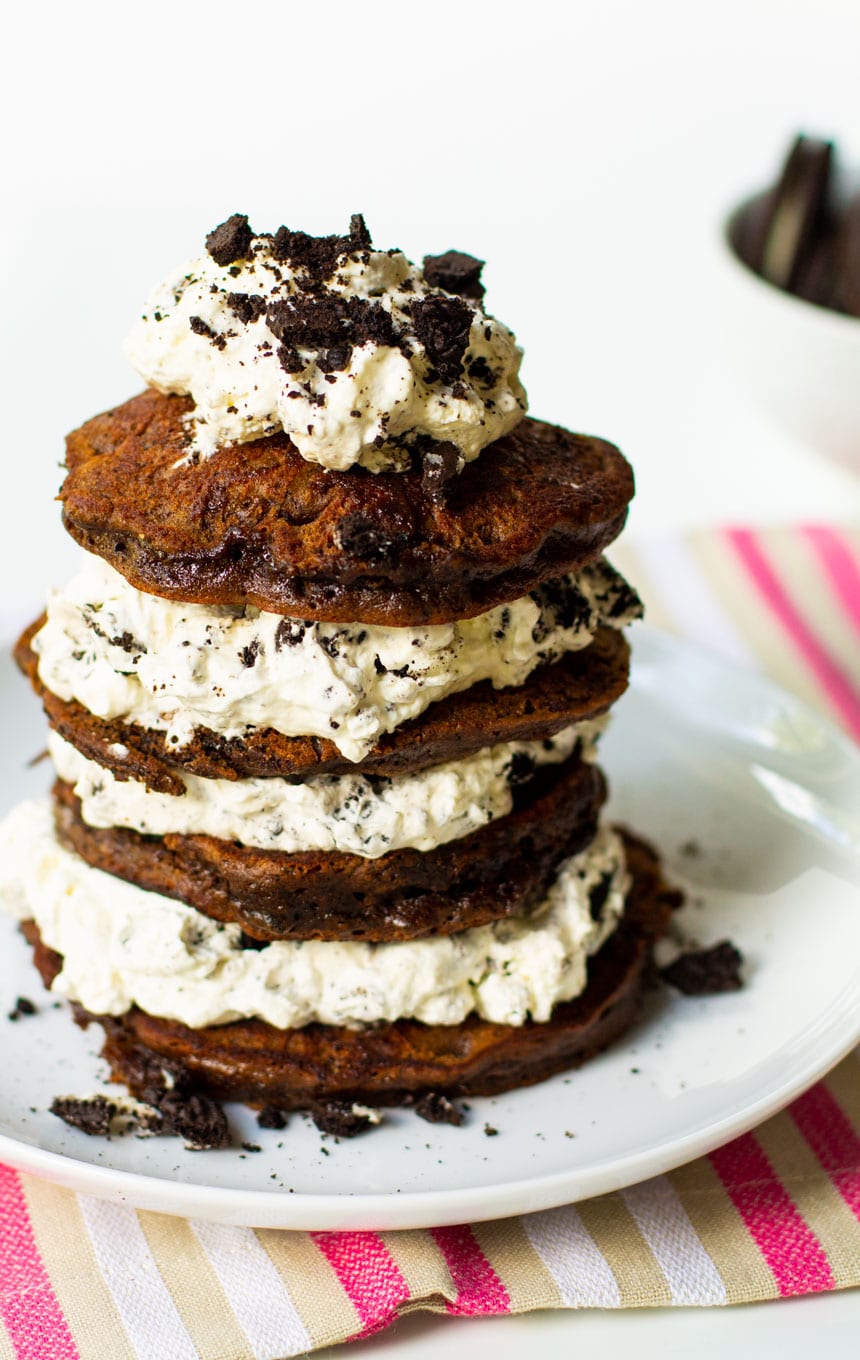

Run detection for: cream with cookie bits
[[1, 209, 678, 1139], [125, 213, 526, 471], [34, 551, 639, 761]]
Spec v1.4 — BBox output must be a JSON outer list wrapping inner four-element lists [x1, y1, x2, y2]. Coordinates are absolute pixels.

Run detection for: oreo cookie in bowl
[[719, 133, 860, 471]]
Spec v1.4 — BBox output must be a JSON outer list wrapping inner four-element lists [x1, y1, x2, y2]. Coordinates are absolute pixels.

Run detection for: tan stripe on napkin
[[575, 1194, 671, 1306], [472, 1217, 562, 1311], [21, 1177, 136, 1360], [380, 1229, 451, 1303], [256, 1230, 358, 1348], [137, 1211, 251, 1360]]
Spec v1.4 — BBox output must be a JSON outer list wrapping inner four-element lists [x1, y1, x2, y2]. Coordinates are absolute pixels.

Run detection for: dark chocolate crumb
[[206, 213, 254, 266], [588, 871, 614, 923], [310, 1101, 376, 1139], [189, 315, 217, 339], [411, 295, 474, 383], [51, 1095, 116, 1137], [227, 291, 267, 325], [413, 1093, 464, 1127], [274, 619, 306, 649], [467, 355, 495, 386], [155, 1091, 231, 1151], [423, 249, 485, 300], [661, 941, 744, 996], [238, 638, 261, 668], [7, 996, 37, 1021], [241, 1142, 262, 1153], [420, 440, 461, 504], [272, 214, 372, 282], [257, 1106, 288, 1130], [483, 1123, 499, 1137]]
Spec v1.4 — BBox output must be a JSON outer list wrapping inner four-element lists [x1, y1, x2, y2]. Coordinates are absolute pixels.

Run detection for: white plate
[[0, 626, 858, 1230]]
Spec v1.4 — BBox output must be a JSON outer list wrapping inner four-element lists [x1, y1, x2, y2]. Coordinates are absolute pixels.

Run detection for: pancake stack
[[0, 215, 677, 1127]]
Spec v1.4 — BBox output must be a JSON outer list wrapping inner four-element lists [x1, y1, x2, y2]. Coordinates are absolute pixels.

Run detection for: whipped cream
[[123, 214, 526, 471], [0, 801, 627, 1028], [50, 721, 601, 858], [35, 552, 640, 764]]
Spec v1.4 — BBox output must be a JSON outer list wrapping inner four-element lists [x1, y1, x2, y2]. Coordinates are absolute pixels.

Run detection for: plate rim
[[1, 624, 859, 1229]]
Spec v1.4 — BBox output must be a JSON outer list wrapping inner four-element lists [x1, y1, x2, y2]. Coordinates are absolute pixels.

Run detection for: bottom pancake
[[24, 831, 679, 1109]]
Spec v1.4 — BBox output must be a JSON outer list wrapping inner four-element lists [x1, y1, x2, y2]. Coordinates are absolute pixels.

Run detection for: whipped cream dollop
[[51, 721, 601, 858], [0, 801, 627, 1028], [123, 213, 527, 471], [35, 552, 641, 763]]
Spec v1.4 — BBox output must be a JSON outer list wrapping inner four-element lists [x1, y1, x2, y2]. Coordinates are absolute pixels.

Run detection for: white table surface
[[2, 1, 859, 1352]]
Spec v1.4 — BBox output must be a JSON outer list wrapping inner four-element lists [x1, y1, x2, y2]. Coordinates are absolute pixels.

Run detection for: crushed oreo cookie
[[227, 291, 267, 325], [413, 1092, 465, 1127], [51, 1095, 118, 1137], [588, 872, 614, 923], [274, 619, 306, 649], [420, 440, 461, 503], [309, 1101, 379, 1139], [423, 249, 485, 300], [153, 1090, 231, 1151], [411, 295, 474, 383], [257, 1105, 288, 1130], [206, 213, 254, 266], [661, 941, 744, 996], [272, 213, 372, 282], [7, 995, 36, 1022]]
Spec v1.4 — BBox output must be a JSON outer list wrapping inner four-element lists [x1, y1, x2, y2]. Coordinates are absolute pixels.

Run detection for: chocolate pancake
[[60, 390, 634, 625], [17, 623, 629, 793], [53, 756, 606, 941], [25, 832, 679, 1107]]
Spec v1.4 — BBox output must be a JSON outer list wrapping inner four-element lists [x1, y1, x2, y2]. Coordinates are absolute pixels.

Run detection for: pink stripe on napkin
[[726, 528, 860, 738], [311, 1232, 409, 1337], [431, 1225, 511, 1316], [802, 526, 860, 637], [710, 1133, 834, 1296], [0, 1165, 79, 1360], [791, 1086, 860, 1224]]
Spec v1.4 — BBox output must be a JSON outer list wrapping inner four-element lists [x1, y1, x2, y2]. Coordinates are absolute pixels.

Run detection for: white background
[[2, 0, 860, 633], [2, 2, 859, 1350]]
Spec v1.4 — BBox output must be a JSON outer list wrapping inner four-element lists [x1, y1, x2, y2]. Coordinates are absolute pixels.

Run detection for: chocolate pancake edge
[[60, 389, 634, 625], [25, 832, 679, 1107], [17, 622, 630, 791], [53, 756, 606, 941]]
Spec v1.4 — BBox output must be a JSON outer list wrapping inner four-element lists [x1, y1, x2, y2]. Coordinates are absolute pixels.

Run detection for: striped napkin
[[1, 525, 858, 1360]]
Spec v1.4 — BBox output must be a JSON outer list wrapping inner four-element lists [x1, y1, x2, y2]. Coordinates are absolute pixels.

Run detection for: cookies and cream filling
[[50, 720, 602, 858], [34, 552, 640, 764], [0, 801, 627, 1029], [123, 213, 526, 471]]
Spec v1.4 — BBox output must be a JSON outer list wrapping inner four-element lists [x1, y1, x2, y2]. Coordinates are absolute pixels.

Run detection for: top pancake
[[60, 389, 634, 625]]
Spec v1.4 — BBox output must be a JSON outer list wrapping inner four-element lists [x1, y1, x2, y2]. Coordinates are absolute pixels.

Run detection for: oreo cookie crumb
[[310, 1101, 376, 1138], [7, 996, 36, 1021], [238, 638, 261, 668], [155, 1091, 231, 1151], [241, 1142, 262, 1153], [588, 871, 614, 923], [423, 249, 485, 300], [206, 213, 254, 266], [257, 1105, 288, 1130], [413, 1093, 464, 1127], [661, 941, 744, 996], [483, 1123, 499, 1137], [189, 315, 216, 338], [421, 440, 461, 503], [275, 620, 306, 649], [227, 291, 267, 325], [272, 214, 372, 282], [411, 295, 474, 382], [51, 1095, 116, 1137]]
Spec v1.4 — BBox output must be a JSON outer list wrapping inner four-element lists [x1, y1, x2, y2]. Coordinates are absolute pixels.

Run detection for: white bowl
[[717, 201, 860, 472]]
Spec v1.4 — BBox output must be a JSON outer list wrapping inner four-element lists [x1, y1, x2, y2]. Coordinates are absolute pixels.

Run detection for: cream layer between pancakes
[[0, 802, 627, 1029]]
